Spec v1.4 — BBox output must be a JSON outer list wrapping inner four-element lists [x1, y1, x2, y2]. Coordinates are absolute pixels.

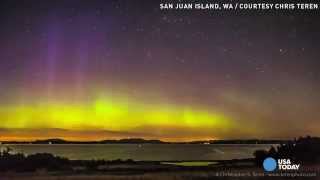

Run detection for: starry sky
[[0, 0, 319, 141]]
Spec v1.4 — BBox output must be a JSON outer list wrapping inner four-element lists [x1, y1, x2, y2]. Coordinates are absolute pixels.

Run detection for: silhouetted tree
[[254, 136, 320, 166]]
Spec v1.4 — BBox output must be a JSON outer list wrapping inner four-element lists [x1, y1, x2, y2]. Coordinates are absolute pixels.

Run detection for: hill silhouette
[[1, 138, 289, 144]]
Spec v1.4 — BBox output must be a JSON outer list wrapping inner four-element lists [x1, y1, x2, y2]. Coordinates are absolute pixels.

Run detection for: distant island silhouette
[[0, 138, 289, 145]]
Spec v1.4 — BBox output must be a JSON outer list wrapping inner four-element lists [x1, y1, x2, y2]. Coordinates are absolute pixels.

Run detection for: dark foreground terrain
[[1, 165, 319, 180], [0, 136, 319, 179]]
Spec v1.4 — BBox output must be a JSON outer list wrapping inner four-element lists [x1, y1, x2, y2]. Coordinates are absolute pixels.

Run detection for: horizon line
[[0, 137, 303, 143]]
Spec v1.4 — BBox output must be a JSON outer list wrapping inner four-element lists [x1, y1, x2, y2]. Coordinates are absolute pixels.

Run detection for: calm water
[[7, 144, 273, 161]]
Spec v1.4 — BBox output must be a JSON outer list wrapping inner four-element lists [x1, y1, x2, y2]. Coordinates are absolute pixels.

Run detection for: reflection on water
[[8, 144, 274, 161]]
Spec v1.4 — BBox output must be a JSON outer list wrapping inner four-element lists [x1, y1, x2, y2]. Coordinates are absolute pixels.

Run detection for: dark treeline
[[1, 138, 288, 144], [1, 138, 164, 144], [0, 149, 70, 172], [0, 147, 141, 172], [254, 136, 320, 166]]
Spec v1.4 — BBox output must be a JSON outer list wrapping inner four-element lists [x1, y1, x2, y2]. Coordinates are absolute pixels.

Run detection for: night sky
[[0, 0, 320, 141]]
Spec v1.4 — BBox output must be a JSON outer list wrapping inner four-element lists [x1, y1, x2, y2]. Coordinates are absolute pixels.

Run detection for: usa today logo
[[263, 157, 300, 172]]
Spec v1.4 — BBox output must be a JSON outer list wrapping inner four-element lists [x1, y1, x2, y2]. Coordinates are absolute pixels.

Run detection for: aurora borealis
[[0, 0, 320, 141]]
